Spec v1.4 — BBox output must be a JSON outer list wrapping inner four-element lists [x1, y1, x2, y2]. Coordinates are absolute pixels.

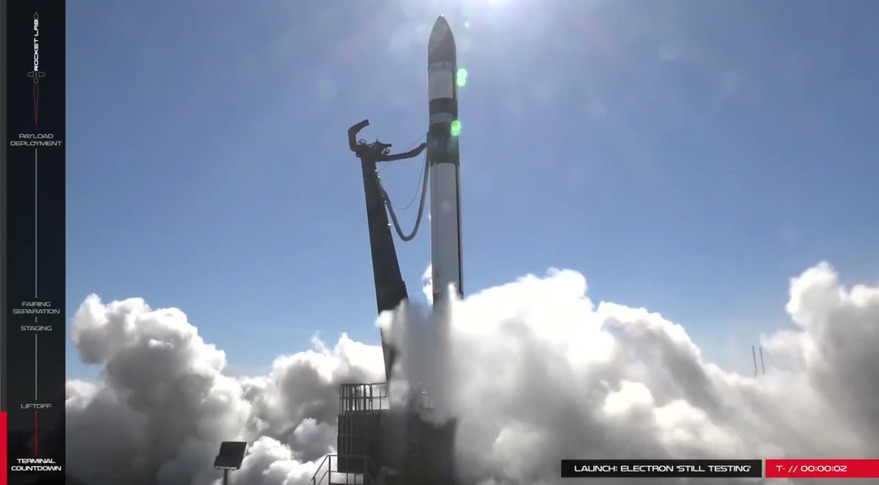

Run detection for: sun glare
[[466, 0, 508, 7]]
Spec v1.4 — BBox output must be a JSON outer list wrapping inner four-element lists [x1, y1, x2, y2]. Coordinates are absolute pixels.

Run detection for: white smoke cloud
[[66, 262, 879, 484]]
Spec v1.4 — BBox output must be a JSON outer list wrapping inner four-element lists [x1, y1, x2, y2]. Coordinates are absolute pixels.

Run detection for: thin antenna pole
[[759, 346, 766, 375], [752, 345, 758, 377]]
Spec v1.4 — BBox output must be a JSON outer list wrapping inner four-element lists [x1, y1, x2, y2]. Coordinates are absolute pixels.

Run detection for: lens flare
[[451, 120, 462, 136], [457, 68, 468, 87]]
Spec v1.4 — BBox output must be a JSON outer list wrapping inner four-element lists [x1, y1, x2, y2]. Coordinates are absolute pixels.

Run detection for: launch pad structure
[[310, 121, 459, 485], [312, 16, 464, 485]]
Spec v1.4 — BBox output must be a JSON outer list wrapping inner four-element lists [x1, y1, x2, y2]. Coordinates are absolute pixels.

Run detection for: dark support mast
[[347, 120, 426, 380]]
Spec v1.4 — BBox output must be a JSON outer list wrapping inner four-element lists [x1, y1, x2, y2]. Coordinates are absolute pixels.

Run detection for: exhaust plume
[[66, 262, 879, 484]]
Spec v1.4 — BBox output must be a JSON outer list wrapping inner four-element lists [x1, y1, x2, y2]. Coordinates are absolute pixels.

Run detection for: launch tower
[[311, 16, 464, 485], [310, 122, 458, 485], [312, 17, 463, 485]]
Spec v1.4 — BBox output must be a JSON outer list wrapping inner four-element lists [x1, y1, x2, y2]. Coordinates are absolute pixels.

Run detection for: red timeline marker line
[[0, 412, 8, 485], [34, 412, 38, 456], [34, 84, 40, 126]]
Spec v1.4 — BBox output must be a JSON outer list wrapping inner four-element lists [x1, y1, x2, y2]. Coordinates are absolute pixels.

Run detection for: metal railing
[[339, 383, 389, 414], [312, 454, 380, 485], [339, 382, 436, 414]]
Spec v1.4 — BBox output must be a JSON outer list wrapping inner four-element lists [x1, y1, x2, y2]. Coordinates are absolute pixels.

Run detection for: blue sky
[[66, 0, 879, 380]]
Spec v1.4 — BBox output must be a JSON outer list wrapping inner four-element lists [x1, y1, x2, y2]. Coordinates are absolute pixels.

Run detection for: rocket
[[29, 12, 45, 84], [28, 12, 45, 126], [427, 16, 464, 306]]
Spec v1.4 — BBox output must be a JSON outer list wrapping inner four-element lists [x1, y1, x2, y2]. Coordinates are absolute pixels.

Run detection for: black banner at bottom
[[561, 459, 763, 478]]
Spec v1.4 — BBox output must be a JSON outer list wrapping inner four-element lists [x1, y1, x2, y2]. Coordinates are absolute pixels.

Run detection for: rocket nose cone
[[33, 12, 39, 20], [432, 15, 450, 32], [428, 16, 456, 64]]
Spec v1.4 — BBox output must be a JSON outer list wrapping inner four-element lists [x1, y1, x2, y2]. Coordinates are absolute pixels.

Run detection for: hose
[[377, 143, 430, 242]]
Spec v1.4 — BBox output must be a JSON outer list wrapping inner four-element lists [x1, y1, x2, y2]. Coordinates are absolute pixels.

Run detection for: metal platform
[[311, 383, 458, 485], [312, 455, 380, 485]]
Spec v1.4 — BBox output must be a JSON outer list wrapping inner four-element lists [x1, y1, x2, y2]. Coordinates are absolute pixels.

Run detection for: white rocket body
[[427, 17, 463, 306], [429, 154, 462, 303]]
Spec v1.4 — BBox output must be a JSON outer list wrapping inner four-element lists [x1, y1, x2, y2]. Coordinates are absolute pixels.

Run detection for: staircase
[[312, 454, 381, 485]]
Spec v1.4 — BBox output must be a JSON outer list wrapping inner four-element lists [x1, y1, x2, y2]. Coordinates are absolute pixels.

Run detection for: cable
[[397, 147, 427, 211], [378, 131, 426, 174], [378, 139, 430, 242], [382, 131, 427, 210]]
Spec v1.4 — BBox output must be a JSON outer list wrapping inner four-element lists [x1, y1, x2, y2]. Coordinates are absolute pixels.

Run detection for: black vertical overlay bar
[[0, 0, 7, 427], [3, 1, 67, 483]]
